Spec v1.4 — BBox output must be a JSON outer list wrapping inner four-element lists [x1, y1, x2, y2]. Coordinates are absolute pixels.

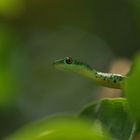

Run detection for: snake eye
[[65, 57, 73, 64]]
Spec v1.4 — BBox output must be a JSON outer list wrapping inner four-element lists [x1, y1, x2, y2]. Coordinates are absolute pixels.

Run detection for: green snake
[[53, 57, 126, 89]]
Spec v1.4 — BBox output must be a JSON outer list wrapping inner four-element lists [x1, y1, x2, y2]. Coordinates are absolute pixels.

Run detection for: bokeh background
[[0, 0, 140, 139]]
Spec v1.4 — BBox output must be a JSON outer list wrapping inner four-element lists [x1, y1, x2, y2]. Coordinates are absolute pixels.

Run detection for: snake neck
[[73, 65, 124, 89]]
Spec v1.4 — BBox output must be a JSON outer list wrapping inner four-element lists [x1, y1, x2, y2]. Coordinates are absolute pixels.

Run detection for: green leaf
[[5, 116, 112, 140], [125, 53, 140, 130], [79, 98, 134, 140]]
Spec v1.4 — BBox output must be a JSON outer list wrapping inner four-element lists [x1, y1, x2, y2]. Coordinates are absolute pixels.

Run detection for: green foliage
[[0, 0, 25, 17], [79, 98, 134, 140], [125, 54, 140, 130], [5, 117, 112, 140]]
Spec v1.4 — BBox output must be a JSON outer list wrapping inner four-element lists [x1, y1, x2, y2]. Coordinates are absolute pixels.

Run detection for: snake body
[[53, 57, 126, 89]]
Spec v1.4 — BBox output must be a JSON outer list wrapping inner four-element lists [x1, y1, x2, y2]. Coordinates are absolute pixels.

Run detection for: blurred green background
[[0, 0, 140, 139]]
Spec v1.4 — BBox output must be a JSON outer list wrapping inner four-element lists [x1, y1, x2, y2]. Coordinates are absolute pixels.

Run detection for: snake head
[[53, 57, 92, 73], [53, 57, 74, 71]]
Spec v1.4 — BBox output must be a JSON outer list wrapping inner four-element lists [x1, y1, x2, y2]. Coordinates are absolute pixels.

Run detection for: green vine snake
[[53, 57, 126, 89]]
